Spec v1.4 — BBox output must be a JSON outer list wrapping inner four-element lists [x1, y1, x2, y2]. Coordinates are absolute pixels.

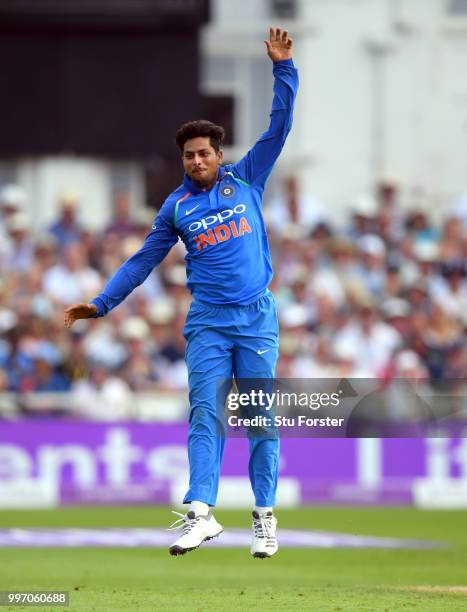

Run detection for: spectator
[[34, 235, 58, 274], [118, 316, 156, 390], [354, 234, 387, 296], [265, 175, 326, 234], [156, 313, 188, 390], [147, 299, 176, 352], [18, 341, 70, 393], [2, 212, 35, 273], [439, 216, 465, 263], [0, 183, 26, 232], [48, 190, 83, 248], [0, 367, 16, 417], [405, 210, 439, 246], [332, 338, 372, 377], [71, 362, 132, 420], [334, 299, 401, 376], [423, 303, 463, 378], [430, 261, 467, 320], [42, 242, 101, 304], [104, 191, 139, 239], [346, 195, 377, 239], [380, 298, 411, 338], [62, 328, 89, 383]]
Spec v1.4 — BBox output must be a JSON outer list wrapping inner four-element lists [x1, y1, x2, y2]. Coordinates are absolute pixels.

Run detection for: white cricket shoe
[[168, 510, 223, 556], [251, 511, 278, 558]]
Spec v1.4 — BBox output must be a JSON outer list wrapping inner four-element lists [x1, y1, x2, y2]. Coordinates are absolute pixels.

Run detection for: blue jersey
[[92, 59, 298, 315]]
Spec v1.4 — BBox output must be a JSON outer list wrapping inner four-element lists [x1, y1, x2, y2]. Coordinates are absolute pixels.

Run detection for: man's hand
[[64, 303, 98, 329], [265, 27, 293, 62]]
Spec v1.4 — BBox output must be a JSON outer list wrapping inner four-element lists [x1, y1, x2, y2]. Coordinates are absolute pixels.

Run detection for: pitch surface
[[0, 507, 466, 611]]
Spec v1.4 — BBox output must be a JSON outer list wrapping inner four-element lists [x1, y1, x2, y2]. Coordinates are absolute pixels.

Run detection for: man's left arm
[[233, 28, 299, 191]]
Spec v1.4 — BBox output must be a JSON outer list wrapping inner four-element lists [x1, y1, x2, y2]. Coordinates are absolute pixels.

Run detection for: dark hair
[[175, 120, 225, 152]]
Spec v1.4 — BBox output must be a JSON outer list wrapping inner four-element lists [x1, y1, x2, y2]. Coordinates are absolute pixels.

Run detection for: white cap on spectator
[[395, 350, 421, 372], [135, 207, 155, 227], [406, 278, 428, 294], [379, 172, 400, 187], [349, 194, 377, 217], [148, 299, 175, 325], [6, 212, 31, 232], [413, 241, 439, 262], [30, 295, 54, 320], [0, 309, 18, 332], [356, 292, 377, 310], [279, 303, 309, 328], [166, 264, 186, 286], [358, 234, 386, 257], [289, 264, 309, 284], [334, 340, 357, 362], [0, 184, 25, 209], [381, 298, 410, 319], [330, 237, 355, 254], [450, 193, 467, 223], [120, 316, 149, 340], [122, 236, 143, 259], [280, 223, 306, 240], [279, 333, 301, 355], [58, 189, 79, 207]]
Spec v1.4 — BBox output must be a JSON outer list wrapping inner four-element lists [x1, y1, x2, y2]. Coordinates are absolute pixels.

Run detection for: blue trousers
[[182, 291, 279, 507]]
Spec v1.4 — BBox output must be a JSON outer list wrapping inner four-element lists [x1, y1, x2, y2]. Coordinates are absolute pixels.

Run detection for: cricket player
[[64, 27, 298, 558]]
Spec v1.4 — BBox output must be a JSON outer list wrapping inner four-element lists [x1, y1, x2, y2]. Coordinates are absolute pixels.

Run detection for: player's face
[[182, 137, 223, 188]]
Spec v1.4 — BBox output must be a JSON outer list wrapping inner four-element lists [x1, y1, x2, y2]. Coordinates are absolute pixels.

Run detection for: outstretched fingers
[[63, 311, 74, 329], [269, 27, 293, 48], [266, 26, 293, 59]]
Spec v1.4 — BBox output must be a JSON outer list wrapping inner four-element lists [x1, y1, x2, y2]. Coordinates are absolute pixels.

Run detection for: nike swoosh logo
[[257, 349, 271, 355], [185, 205, 200, 216]]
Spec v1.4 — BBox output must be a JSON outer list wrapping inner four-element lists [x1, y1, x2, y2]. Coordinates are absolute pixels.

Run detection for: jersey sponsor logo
[[188, 204, 246, 232], [193, 217, 252, 251]]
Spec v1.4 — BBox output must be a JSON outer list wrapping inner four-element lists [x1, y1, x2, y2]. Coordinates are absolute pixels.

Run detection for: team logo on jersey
[[221, 184, 235, 199]]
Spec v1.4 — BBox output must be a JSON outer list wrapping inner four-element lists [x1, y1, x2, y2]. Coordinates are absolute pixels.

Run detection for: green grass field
[[0, 506, 466, 611]]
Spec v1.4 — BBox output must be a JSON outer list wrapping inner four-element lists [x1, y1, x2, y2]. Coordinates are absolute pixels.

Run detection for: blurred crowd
[[0, 176, 465, 419]]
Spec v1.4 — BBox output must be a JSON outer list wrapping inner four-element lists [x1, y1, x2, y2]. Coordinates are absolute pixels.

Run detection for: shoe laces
[[253, 513, 275, 540], [166, 510, 201, 535]]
